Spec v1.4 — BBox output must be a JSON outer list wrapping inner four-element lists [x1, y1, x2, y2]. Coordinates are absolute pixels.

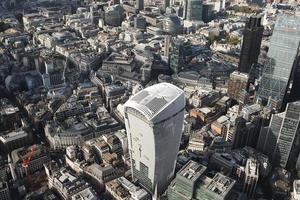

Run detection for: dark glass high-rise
[[239, 15, 264, 74]]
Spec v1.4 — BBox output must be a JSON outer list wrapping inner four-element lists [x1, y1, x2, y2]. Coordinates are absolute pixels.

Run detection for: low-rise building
[[211, 116, 230, 137], [45, 119, 94, 150], [102, 53, 136, 73], [11, 144, 50, 179], [0, 98, 22, 131], [187, 132, 205, 154], [105, 177, 150, 200], [84, 163, 122, 187], [0, 129, 31, 153], [46, 167, 97, 200]]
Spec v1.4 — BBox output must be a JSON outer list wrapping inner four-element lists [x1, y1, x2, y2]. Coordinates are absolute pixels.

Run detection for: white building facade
[[124, 83, 185, 198]]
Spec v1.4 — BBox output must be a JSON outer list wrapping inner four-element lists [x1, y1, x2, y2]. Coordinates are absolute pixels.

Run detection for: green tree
[[226, 36, 240, 45], [0, 22, 11, 32]]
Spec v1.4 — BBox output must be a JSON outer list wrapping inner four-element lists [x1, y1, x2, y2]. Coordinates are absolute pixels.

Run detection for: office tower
[[257, 15, 300, 111], [169, 37, 188, 74], [243, 158, 259, 198], [164, 0, 170, 10], [136, 0, 144, 11], [183, 0, 203, 21], [239, 15, 264, 74], [163, 14, 183, 36], [134, 15, 146, 30], [164, 35, 170, 57], [289, 57, 300, 102], [257, 101, 300, 169], [232, 116, 262, 149], [124, 83, 185, 197], [104, 5, 124, 27], [227, 71, 249, 102], [202, 3, 214, 23], [168, 160, 236, 200], [220, 0, 225, 10], [232, 117, 247, 149], [0, 182, 10, 200]]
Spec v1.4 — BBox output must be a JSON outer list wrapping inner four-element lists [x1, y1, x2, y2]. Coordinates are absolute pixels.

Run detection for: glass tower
[[169, 37, 190, 74], [239, 15, 264, 74], [257, 101, 300, 169], [257, 15, 300, 110], [183, 0, 203, 21]]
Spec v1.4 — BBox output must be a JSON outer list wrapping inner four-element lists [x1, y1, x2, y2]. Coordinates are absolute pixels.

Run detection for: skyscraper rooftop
[[177, 160, 207, 183], [275, 15, 300, 31], [125, 82, 184, 120]]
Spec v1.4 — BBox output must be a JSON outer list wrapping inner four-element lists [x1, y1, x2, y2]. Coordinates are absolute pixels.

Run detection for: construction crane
[[22, 145, 36, 186]]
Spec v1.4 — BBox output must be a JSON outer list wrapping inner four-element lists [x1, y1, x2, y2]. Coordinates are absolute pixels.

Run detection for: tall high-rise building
[[227, 71, 249, 102], [289, 56, 300, 102], [243, 158, 259, 198], [124, 83, 185, 197], [257, 15, 300, 111], [183, 0, 203, 21], [239, 15, 264, 74], [232, 117, 247, 149], [169, 37, 190, 74], [257, 100, 300, 169], [164, 35, 170, 57], [136, 0, 144, 11], [164, 0, 170, 10], [202, 3, 214, 23]]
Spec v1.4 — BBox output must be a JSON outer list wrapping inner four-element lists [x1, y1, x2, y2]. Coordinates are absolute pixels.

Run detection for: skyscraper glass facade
[[184, 0, 203, 21], [257, 101, 300, 168], [257, 15, 300, 109], [238, 15, 264, 73]]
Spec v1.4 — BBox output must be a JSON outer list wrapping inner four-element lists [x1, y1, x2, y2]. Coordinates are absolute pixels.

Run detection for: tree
[[0, 22, 11, 32], [226, 36, 240, 45]]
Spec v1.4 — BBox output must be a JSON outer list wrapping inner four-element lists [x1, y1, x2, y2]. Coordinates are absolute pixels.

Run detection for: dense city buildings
[[1, 0, 300, 200]]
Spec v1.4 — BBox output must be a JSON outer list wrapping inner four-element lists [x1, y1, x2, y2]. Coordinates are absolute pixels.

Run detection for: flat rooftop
[[242, 104, 261, 114], [205, 173, 235, 197], [246, 158, 259, 177], [0, 130, 28, 143], [230, 71, 249, 80], [294, 180, 300, 194], [178, 160, 207, 183]]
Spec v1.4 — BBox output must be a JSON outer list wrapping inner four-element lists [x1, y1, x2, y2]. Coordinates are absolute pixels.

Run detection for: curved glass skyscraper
[[124, 83, 185, 198]]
